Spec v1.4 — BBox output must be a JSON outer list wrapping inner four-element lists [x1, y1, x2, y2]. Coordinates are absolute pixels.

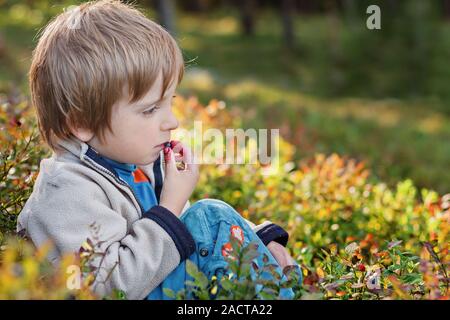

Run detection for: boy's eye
[[143, 105, 159, 115]]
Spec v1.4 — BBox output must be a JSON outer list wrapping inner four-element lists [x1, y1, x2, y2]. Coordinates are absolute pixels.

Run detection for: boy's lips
[[157, 141, 170, 148]]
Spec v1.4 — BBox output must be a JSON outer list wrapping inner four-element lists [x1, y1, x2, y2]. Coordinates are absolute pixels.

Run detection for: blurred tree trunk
[[342, 0, 360, 34], [296, 0, 319, 14], [342, 0, 357, 21], [386, 0, 399, 12], [0, 33, 5, 60], [325, 0, 345, 94], [239, 0, 257, 36], [154, 0, 176, 35], [180, 0, 208, 12], [325, 0, 341, 56], [0, 32, 21, 84], [444, 0, 450, 19], [280, 0, 295, 49]]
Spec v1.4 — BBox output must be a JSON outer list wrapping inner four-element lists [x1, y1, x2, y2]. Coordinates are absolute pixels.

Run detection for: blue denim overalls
[[147, 199, 302, 300]]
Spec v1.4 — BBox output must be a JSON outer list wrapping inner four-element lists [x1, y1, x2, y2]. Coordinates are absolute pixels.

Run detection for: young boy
[[17, 0, 298, 300]]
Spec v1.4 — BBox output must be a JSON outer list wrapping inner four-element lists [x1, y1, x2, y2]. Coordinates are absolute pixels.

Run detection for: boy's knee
[[192, 198, 233, 211], [180, 198, 239, 223]]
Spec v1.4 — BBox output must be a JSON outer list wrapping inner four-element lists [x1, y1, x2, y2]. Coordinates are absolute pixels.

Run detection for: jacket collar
[[55, 137, 165, 202]]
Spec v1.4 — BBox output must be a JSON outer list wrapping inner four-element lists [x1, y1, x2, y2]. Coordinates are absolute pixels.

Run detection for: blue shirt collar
[[86, 144, 137, 175], [102, 156, 137, 174]]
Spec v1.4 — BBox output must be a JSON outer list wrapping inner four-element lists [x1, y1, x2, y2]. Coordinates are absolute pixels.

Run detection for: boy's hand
[[159, 140, 199, 217], [267, 241, 295, 269]]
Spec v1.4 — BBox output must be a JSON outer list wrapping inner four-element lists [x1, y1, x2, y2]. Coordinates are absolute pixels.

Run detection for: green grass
[[175, 9, 450, 193], [0, 6, 449, 193], [179, 69, 450, 193]]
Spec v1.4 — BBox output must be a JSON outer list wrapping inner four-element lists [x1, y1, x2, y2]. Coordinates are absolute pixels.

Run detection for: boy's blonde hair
[[29, 0, 184, 151]]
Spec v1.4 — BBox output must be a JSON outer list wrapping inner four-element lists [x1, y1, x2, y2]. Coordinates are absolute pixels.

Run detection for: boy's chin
[[138, 152, 161, 166]]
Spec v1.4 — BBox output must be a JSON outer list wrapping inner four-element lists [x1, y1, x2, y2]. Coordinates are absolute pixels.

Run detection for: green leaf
[[186, 260, 208, 289], [197, 272, 209, 289], [388, 264, 402, 271], [184, 280, 197, 287], [401, 274, 423, 285], [163, 288, 176, 299], [220, 279, 233, 291], [240, 263, 251, 278], [241, 242, 260, 263], [112, 289, 127, 300], [186, 260, 199, 278], [259, 288, 277, 300]]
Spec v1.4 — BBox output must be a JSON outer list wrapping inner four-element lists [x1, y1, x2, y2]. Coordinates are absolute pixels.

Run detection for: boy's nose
[[161, 112, 179, 131]]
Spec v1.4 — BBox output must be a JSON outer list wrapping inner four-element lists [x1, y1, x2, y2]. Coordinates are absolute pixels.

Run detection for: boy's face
[[77, 71, 179, 165]]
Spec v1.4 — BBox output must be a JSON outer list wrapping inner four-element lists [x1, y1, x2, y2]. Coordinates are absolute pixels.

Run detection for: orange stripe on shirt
[[132, 168, 150, 183]]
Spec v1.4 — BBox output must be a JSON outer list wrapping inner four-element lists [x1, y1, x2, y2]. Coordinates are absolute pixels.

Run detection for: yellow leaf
[[316, 267, 325, 278]]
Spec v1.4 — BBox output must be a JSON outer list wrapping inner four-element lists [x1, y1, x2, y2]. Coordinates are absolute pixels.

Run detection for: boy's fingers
[[186, 160, 199, 176], [169, 140, 181, 148], [170, 141, 183, 155], [167, 142, 198, 174], [181, 146, 195, 170], [164, 149, 178, 173]]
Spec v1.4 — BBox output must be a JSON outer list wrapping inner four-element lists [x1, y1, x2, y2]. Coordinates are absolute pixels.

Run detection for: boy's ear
[[69, 125, 95, 142]]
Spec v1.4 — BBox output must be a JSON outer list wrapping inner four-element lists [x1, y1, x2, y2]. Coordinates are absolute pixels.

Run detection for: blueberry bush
[[0, 92, 448, 299]]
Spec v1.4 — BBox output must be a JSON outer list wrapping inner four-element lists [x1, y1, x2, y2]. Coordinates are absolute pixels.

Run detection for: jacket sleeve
[[22, 177, 195, 300], [243, 219, 289, 247]]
